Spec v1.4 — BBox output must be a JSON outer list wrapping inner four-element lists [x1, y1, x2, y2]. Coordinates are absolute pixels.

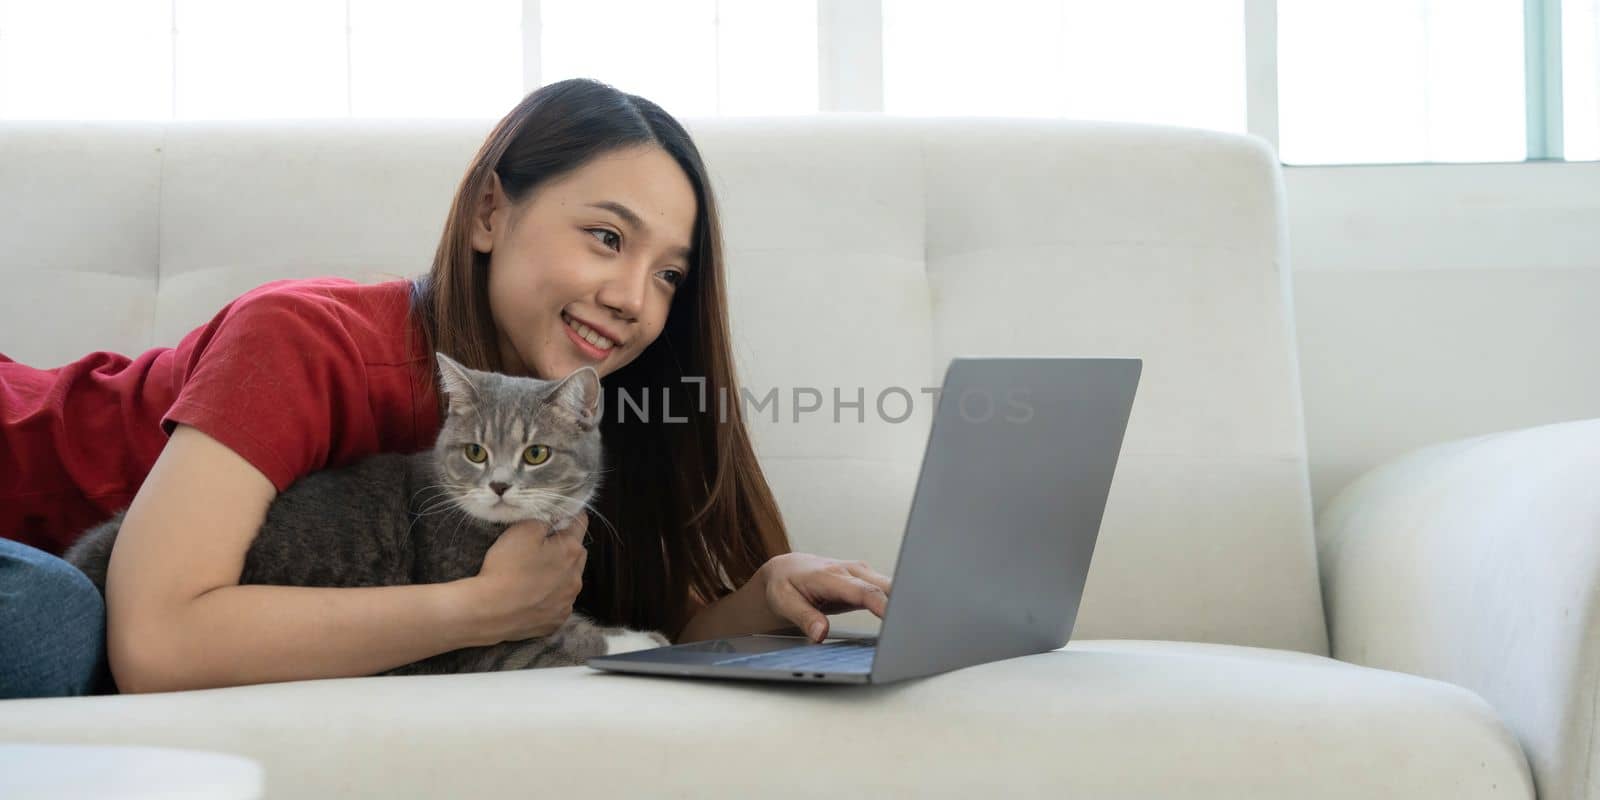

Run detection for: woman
[[0, 77, 892, 698]]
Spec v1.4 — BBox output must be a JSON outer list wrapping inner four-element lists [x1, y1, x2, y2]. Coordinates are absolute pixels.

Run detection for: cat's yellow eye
[[522, 445, 551, 466], [463, 443, 487, 464]]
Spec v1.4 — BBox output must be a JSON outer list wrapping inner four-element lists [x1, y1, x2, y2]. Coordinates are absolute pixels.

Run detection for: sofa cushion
[[0, 640, 1530, 798]]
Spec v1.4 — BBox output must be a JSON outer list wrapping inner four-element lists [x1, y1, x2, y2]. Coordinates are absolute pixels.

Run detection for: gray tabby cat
[[63, 352, 670, 682]]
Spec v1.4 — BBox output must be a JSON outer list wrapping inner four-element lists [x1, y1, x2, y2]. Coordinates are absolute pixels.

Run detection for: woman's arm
[[675, 554, 895, 645], [674, 567, 788, 644], [141, 581, 480, 693], [107, 424, 484, 693]]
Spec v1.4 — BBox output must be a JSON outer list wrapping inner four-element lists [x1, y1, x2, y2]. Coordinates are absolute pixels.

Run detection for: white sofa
[[0, 115, 1586, 798]]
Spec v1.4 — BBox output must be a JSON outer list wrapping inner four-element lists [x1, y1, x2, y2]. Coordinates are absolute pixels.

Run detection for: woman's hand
[[464, 512, 590, 645], [758, 553, 894, 643]]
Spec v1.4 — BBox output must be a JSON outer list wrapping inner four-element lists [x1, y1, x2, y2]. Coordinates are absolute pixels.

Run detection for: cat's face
[[429, 352, 604, 525]]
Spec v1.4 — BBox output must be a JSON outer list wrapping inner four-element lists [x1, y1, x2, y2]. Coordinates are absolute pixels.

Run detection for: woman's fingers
[[832, 571, 891, 618], [844, 561, 893, 595], [771, 569, 892, 642]]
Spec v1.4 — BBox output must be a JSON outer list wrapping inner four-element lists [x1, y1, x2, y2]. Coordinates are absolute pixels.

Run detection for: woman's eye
[[463, 443, 487, 464], [587, 228, 621, 251], [523, 445, 551, 466], [659, 270, 685, 287]]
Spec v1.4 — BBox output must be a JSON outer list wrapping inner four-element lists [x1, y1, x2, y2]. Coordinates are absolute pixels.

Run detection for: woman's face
[[471, 144, 698, 382]]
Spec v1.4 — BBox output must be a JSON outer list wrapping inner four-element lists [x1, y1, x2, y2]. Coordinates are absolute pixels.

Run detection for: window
[[882, 0, 1248, 134], [541, 0, 817, 116], [0, 0, 171, 120], [0, 0, 523, 120], [1566, 0, 1600, 160], [0, 0, 1589, 164], [175, 0, 349, 119], [1273, 0, 1574, 164], [0, 0, 815, 120], [349, 0, 523, 119]]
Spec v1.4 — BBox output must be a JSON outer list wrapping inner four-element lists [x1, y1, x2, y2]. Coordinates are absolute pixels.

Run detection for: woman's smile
[[561, 311, 617, 361]]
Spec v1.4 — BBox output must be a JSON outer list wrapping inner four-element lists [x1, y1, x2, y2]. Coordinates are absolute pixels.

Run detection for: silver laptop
[[586, 356, 1142, 685]]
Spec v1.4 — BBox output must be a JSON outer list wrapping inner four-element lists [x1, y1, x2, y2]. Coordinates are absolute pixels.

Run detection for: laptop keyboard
[[709, 641, 876, 673]]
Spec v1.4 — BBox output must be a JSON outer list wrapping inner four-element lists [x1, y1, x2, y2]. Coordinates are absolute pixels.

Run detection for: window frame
[[0, 0, 1583, 163]]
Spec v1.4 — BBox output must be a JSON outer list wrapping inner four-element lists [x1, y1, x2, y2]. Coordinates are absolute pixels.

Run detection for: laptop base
[[587, 632, 876, 685]]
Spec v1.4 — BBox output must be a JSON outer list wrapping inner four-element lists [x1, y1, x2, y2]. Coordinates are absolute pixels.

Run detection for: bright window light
[[1278, 0, 1527, 165], [0, 0, 171, 120], [883, 0, 1247, 134], [349, 0, 522, 119], [173, 0, 347, 119], [1565, 0, 1600, 160], [715, 0, 817, 115], [540, 0, 816, 117]]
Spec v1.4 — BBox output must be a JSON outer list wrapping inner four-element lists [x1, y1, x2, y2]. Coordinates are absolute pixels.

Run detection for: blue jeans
[[0, 537, 114, 698]]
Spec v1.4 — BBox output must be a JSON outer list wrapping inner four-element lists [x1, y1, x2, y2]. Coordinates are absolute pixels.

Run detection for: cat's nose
[[489, 481, 510, 496]]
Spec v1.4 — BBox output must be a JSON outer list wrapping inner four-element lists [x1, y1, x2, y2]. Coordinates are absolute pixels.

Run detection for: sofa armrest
[[1317, 418, 1600, 800]]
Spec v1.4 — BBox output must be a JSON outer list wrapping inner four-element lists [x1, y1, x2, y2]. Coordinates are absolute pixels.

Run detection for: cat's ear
[[434, 352, 481, 416], [545, 366, 601, 430]]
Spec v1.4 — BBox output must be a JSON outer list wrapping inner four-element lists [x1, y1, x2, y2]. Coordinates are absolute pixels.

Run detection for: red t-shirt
[[1, 276, 443, 556]]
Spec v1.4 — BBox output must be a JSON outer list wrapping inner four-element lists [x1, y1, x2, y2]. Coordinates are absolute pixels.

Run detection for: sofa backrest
[[0, 117, 1328, 654]]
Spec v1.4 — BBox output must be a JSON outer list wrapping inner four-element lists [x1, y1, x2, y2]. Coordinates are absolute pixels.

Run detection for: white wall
[[1284, 161, 1600, 511]]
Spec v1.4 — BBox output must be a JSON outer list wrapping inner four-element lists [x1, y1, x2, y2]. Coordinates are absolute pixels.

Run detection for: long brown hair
[[408, 78, 791, 640]]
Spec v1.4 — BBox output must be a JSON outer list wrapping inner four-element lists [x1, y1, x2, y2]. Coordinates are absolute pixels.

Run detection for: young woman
[[0, 78, 892, 698]]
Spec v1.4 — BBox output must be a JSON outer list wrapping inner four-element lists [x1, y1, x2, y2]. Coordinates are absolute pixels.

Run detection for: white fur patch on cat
[[604, 630, 669, 655]]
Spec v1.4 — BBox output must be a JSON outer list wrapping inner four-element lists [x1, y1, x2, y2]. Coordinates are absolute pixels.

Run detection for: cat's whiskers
[[575, 503, 623, 553], [442, 498, 478, 556], [409, 480, 462, 498], [414, 492, 469, 518], [507, 479, 591, 507], [401, 497, 470, 564], [413, 503, 465, 522], [413, 500, 469, 523], [409, 487, 454, 504], [512, 488, 623, 553], [408, 483, 465, 515], [403, 479, 483, 552]]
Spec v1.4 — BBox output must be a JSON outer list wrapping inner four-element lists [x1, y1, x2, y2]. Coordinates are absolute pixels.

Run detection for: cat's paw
[[603, 629, 672, 655]]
